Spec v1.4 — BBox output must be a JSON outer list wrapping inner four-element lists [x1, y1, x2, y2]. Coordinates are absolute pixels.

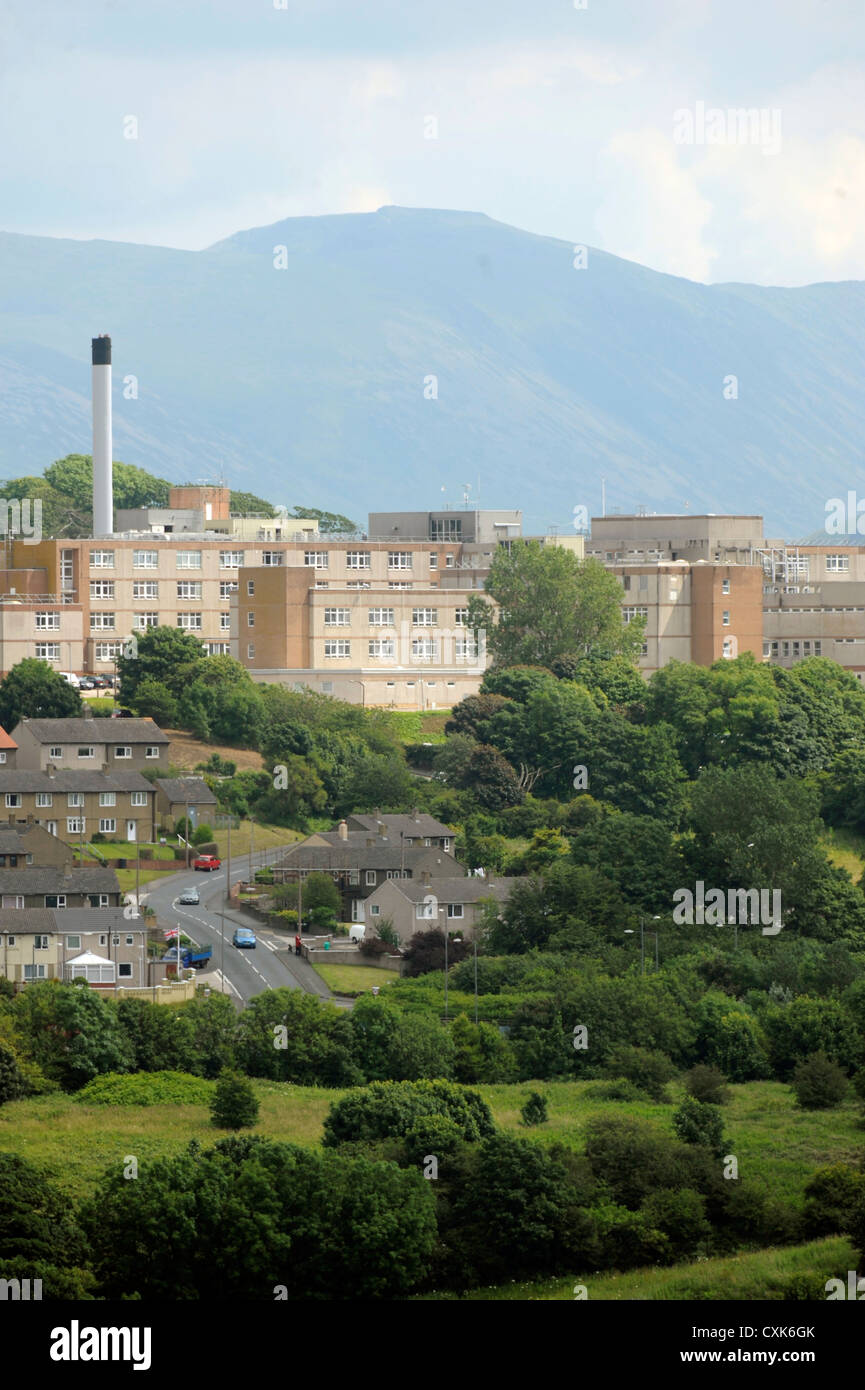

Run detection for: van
[[58, 672, 80, 688], [349, 925, 366, 945]]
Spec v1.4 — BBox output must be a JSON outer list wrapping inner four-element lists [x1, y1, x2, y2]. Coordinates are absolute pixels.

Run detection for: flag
[[163, 928, 178, 940]]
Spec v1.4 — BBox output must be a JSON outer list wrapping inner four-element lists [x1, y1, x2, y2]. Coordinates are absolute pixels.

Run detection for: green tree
[[0, 658, 82, 731], [236, 988, 362, 1087], [791, 1052, 849, 1110], [469, 541, 644, 668], [11, 981, 132, 1090], [0, 1041, 26, 1104], [290, 506, 357, 533], [322, 1079, 496, 1148], [519, 1091, 549, 1126], [211, 1069, 260, 1129], [117, 626, 207, 705], [127, 676, 179, 726], [672, 1095, 726, 1155], [451, 1012, 516, 1083]]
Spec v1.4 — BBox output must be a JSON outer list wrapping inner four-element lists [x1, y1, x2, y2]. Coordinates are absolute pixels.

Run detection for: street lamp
[[442, 916, 462, 1023], [628, 916, 661, 974]]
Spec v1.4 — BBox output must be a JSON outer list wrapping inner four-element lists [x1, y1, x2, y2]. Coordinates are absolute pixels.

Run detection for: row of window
[[1, 898, 113, 917], [304, 552, 456, 570], [322, 639, 476, 660], [321, 607, 469, 627], [38, 746, 159, 761], [90, 581, 239, 600], [4, 791, 147, 808], [766, 640, 823, 658]]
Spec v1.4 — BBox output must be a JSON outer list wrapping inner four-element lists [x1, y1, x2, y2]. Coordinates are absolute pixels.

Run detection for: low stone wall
[[112, 980, 197, 1005], [302, 946, 406, 973]]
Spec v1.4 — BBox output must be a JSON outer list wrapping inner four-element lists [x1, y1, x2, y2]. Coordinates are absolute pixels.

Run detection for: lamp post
[[442, 915, 462, 1023], [629, 916, 661, 975]]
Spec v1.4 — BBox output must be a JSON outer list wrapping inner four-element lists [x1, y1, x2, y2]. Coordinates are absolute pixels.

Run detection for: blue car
[[232, 927, 257, 949]]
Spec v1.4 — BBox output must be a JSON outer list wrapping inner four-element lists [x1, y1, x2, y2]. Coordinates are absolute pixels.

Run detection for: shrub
[[519, 1091, 549, 1126], [322, 1079, 495, 1149], [802, 1164, 865, 1237], [603, 1045, 675, 1102], [791, 1052, 849, 1110], [671, 1095, 726, 1155], [192, 840, 219, 857], [583, 1115, 694, 1209], [192, 824, 215, 845], [75, 1071, 214, 1107], [210, 1070, 259, 1129], [640, 1188, 712, 1262], [0, 1041, 26, 1105], [591, 1078, 644, 1102], [684, 1063, 731, 1106]]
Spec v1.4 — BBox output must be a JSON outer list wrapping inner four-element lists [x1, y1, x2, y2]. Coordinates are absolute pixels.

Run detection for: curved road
[[141, 848, 323, 1005]]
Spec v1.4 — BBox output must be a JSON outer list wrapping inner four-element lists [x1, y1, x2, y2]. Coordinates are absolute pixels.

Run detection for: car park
[[232, 927, 256, 949]]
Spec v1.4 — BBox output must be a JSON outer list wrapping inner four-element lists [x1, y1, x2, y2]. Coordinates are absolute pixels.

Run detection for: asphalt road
[[141, 847, 312, 1005]]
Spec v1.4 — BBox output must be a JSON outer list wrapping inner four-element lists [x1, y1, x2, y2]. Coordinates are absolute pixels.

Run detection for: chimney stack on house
[[337, 819, 348, 841]]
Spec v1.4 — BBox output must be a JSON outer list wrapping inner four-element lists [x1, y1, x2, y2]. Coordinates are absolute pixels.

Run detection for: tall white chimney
[[92, 334, 113, 536]]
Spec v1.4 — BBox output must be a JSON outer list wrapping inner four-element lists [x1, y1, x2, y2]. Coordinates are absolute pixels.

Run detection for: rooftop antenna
[[462, 482, 473, 508]]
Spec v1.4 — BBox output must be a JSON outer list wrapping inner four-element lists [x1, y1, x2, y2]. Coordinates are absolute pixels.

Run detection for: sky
[[1, 0, 863, 285]]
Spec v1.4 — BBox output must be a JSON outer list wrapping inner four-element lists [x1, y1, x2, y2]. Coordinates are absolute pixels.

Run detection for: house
[[343, 810, 454, 853], [0, 727, 17, 768], [362, 874, 519, 946], [0, 819, 75, 870], [0, 864, 122, 910], [272, 828, 461, 922], [0, 770, 154, 843], [155, 777, 218, 833], [10, 716, 170, 773], [0, 907, 156, 988]]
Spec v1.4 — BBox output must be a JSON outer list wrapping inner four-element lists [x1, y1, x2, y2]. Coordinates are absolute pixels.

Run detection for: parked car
[[90, 675, 111, 689], [78, 676, 97, 690], [232, 927, 256, 949], [193, 854, 222, 872], [177, 887, 200, 905]]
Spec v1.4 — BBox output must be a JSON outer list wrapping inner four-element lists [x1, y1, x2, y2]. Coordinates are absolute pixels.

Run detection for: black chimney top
[[92, 335, 111, 365]]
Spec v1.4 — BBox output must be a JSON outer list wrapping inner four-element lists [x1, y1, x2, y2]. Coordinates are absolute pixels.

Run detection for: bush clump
[[74, 1071, 215, 1107], [684, 1063, 731, 1106], [791, 1052, 849, 1110], [211, 1069, 260, 1130], [519, 1091, 549, 1126]]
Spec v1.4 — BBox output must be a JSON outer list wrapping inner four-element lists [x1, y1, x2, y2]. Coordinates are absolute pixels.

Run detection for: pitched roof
[[0, 867, 121, 893], [0, 728, 17, 750], [0, 824, 67, 853], [274, 843, 461, 873], [345, 812, 453, 838], [0, 770, 153, 793], [371, 876, 519, 905], [13, 718, 169, 745], [155, 777, 218, 805], [0, 906, 140, 934]]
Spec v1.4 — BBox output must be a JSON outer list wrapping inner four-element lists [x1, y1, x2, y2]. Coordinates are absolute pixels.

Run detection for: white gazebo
[[64, 951, 115, 984]]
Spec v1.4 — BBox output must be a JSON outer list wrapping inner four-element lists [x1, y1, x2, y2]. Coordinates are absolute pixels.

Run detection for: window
[[324, 608, 351, 626], [77, 747, 94, 759], [349, 870, 360, 885], [429, 553, 438, 569], [722, 638, 735, 658], [445, 555, 454, 567], [220, 613, 231, 630], [262, 551, 283, 566], [219, 551, 245, 568], [145, 746, 160, 759], [134, 613, 159, 630], [44, 895, 67, 909], [815, 641, 822, 655], [133, 581, 158, 599], [90, 612, 115, 630], [36, 792, 53, 807], [388, 552, 412, 570], [118, 962, 133, 978], [35, 610, 60, 629], [247, 612, 255, 628], [447, 903, 464, 918], [368, 608, 395, 626], [99, 791, 116, 807], [368, 639, 395, 659], [176, 581, 202, 599], [324, 640, 351, 658], [370, 904, 380, 916], [247, 580, 255, 596], [304, 551, 328, 568], [622, 606, 649, 623], [95, 642, 122, 661], [4, 794, 20, 808], [67, 792, 83, 807], [5, 935, 14, 946], [24, 965, 47, 980], [412, 608, 437, 626], [66, 935, 81, 950], [220, 581, 238, 599], [365, 870, 377, 886], [455, 637, 477, 660], [722, 579, 731, 594], [454, 608, 469, 626], [826, 555, 849, 572], [346, 551, 370, 569], [99, 818, 117, 834], [34, 935, 49, 949], [722, 611, 730, 626], [412, 638, 438, 660], [130, 791, 148, 806], [176, 551, 201, 570], [133, 550, 158, 569], [90, 895, 109, 909], [346, 581, 368, 589], [177, 613, 202, 630], [430, 518, 462, 540], [247, 644, 255, 659], [90, 550, 114, 568], [114, 746, 132, 759], [35, 643, 60, 660], [388, 581, 413, 590], [89, 581, 114, 600]]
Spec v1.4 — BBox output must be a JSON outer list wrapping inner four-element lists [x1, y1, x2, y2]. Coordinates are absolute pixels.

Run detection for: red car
[[193, 854, 222, 872]]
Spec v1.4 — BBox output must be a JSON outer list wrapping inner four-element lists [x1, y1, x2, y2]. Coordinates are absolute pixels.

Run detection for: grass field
[[417, 1236, 857, 1300], [164, 730, 266, 773], [1, 1078, 860, 1209], [312, 963, 400, 995], [388, 710, 451, 744], [78, 843, 176, 861], [821, 827, 865, 880]]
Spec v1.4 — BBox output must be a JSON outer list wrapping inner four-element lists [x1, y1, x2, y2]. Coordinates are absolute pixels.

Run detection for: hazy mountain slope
[[0, 207, 862, 535]]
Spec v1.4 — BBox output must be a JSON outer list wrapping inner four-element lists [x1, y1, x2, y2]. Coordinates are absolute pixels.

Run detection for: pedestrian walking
[[295, 933, 302, 957]]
